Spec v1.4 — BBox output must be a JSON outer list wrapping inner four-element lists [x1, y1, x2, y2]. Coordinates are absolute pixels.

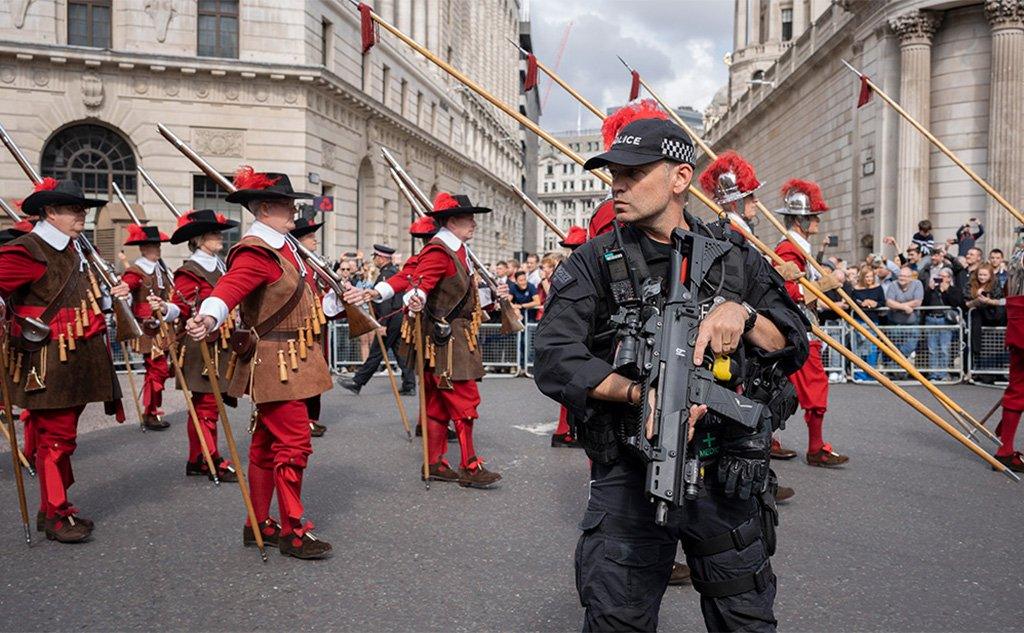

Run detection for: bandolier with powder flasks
[[401, 237, 485, 388], [4, 232, 120, 410], [225, 235, 332, 405]]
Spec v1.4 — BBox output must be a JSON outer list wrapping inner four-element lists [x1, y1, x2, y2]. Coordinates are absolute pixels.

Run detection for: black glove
[[716, 428, 771, 499]]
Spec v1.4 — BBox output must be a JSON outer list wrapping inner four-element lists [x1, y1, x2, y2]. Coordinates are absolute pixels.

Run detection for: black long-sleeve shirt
[[532, 218, 810, 422]]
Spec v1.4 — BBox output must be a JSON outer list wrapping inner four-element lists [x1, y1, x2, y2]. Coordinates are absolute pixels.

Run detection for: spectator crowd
[[815, 217, 1009, 383]]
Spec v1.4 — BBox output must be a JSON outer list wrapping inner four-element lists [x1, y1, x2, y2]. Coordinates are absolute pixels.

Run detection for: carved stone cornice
[[986, 0, 1024, 29], [888, 11, 942, 46]]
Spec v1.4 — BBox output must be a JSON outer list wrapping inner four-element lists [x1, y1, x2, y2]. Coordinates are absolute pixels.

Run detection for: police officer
[[339, 243, 416, 396], [533, 101, 809, 632]]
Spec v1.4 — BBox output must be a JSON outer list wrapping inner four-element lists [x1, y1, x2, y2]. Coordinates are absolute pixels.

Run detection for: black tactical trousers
[[351, 317, 415, 389], [575, 460, 777, 633]]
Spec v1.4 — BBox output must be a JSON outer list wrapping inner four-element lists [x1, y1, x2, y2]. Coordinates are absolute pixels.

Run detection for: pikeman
[[186, 167, 336, 560], [698, 152, 798, 499], [339, 243, 417, 398], [289, 217, 329, 438], [774, 179, 849, 468], [164, 208, 240, 482], [0, 178, 131, 543], [346, 193, 503, 487], [121, 224, 177, 431]]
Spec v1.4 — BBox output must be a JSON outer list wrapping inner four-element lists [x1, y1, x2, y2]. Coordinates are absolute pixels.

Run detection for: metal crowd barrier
[[108, 307, 976, 384], [966, 308, 1009, 382], [848, 306, 964, 385]]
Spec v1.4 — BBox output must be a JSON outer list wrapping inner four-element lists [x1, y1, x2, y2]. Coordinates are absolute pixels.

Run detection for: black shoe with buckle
[[243, 518, 282, 548], [142, 414, 169, 431], [399, 385, 416, 396], [310, 421, 327, 437], [279, 531, 332, 560]]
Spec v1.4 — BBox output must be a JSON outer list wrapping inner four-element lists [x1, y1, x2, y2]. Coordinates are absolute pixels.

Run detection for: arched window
[[751, 69, 765, 82], [356, 157, 375, 248], [41, 123, 136, 198]]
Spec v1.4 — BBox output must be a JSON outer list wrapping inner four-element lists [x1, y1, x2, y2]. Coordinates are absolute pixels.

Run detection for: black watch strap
[[741, 302, 758, 334]]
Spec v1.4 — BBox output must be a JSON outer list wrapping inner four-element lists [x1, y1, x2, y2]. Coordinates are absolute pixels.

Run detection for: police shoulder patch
[[552, 265, 576, 292]]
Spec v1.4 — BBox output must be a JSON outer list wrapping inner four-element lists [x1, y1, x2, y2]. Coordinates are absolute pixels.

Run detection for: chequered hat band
[[661, 138, 696, 165]]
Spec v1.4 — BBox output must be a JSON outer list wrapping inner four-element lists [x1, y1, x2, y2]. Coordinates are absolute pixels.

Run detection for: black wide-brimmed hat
[[225, 166, 315, 206], [20, 178, 107, 216], [169, 209, 239, 244], [428, 192, 491, 220], [124, 224, 171, 246], [290, 217, 323, 238]]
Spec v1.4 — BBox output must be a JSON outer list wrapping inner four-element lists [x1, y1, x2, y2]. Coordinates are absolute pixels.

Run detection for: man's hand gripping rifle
[[611, 228, 764, 526]]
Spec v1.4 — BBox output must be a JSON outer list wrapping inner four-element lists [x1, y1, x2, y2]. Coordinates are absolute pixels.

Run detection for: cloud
[[529, 0, 733, 132]]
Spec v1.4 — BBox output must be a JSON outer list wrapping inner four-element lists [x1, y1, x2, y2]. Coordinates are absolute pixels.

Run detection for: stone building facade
[[704, 0, 1024, 263], [0, 0, 527, 267], [536, 128, 606, 254]]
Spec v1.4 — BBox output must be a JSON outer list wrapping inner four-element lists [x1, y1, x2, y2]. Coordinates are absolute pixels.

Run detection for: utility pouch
[[14, 314, 52, 353], [228, 328, 257, 362]]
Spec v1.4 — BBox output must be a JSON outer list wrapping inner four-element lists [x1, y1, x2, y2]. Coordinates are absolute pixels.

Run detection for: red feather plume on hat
[[698, 150, 760, 196], [779, 178, 828, 212], [216, 213, 229, 224], [561, 225, 587, 246], [33, 177, 59, 192], [176, 210, 196, 228], [232, 166, 279, 190], [433, 192, 459, 211], [409, 216, 437, 235], [124, 224, 149, 243], [601, 99, 668, 150]]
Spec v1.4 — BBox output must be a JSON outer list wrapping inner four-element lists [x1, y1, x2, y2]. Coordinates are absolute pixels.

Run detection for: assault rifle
[[612, 228, 764, 525]]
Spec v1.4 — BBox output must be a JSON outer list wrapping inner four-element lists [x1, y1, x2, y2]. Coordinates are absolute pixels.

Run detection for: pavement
[[0, 375, 1019, 632]]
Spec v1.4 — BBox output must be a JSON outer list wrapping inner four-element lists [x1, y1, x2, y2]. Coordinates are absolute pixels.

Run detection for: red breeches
[[142, 354, 170, 416], [28, 406, 85, 518], [247, 399, 313, 537], [186, 392, 222, 463]]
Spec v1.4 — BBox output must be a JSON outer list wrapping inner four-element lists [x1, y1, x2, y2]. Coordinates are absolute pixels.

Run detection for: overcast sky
[[529, 0, 734, 133]]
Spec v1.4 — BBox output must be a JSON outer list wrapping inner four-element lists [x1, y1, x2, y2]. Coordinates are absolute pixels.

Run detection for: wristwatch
[[740, 301, 758, 333]]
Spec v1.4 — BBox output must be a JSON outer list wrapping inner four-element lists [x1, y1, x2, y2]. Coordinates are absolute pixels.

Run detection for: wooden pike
[[414, 312, 430, 489], [354, 6, 1016, 479], [199, 339, 268, 562], [375, 324, 413, 441], [619, 55, 998, 447], [840, 59, 1024, 227], [0, 336, 31, 544]]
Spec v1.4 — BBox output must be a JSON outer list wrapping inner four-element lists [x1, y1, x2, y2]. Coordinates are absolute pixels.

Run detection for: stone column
[[750, 0, 761, 44], [889, 10, 942, 246], [986, 0, 1024, 252], [735, 0, 749, 50]]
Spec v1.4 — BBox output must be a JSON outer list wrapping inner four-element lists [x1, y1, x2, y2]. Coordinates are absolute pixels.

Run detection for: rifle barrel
[[138, 165, 182, 218], [0, 198, 22, 223], [111, 181, 144, 226], [0, 121, 41, 183], [157, 124, 233, 192]]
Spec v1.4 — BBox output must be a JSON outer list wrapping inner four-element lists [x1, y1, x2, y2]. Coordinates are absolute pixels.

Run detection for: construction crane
[[542, 20, 573, 109]]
